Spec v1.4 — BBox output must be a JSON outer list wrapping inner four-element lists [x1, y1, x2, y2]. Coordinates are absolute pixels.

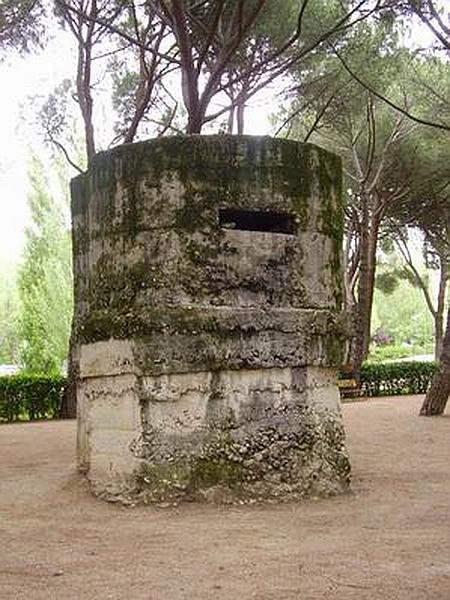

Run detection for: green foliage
[[372, 278, 434, 347], [17, 155, 73, 373], [0, 373, 65, 422], [374, 247, 428, 295], [111, 67, 140, 134], [0, 0, 47, 57], [0, 262, 20, 364], [359, 361, 436, 397], [36, 79, 88, 173], [375, 270, 401, 295]]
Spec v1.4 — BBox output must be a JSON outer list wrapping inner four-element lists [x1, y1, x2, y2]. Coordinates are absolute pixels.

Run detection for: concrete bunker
[[71, 135, 350, 503]]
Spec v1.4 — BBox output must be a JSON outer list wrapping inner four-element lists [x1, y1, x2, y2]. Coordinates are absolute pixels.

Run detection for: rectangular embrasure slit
[[219, 209, 297, 235]]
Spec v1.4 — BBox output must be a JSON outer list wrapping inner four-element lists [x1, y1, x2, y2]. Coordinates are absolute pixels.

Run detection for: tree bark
[[227, 106, 235, 133], [186, 110, 203, 134], [236, 102, 245, 134], [434, 262, 448, 359], [435, 314, 444, 360], [59, 329, 77, 419], [349, 200, 369, 373], [75, 2, 97, 163], [361, 215, 379, 359], [420, 307, 450, 416], [348, 200, 380, 375]]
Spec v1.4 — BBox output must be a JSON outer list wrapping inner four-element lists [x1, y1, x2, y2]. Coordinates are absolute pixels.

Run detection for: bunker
[[71, 135, 350, 503]]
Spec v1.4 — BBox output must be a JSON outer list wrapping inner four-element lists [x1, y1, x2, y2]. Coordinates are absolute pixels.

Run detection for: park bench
[[337, 377, 361, 400]]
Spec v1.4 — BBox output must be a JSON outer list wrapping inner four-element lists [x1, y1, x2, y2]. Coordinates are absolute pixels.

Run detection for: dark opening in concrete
[[219, 209, 297, 234]]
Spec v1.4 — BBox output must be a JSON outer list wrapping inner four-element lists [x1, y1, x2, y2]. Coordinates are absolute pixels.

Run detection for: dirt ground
[[1, 395, 450, 600]]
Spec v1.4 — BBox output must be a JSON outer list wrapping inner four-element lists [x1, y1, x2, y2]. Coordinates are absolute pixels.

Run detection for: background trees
[[275, 7, 449, 378], [279, 23, 415, 370], [393, 228, 448, 358], [396, 0, 450, 52], [0, 263, 20, 365], [0, 0, 47, 57], [17, 156, 73, 373], [31, 0, 391, 166], [148, 0, 382, 133]]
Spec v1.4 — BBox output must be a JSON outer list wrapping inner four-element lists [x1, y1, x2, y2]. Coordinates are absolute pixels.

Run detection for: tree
[[399, 0, 450, 52], [52, 0, 387, 136], [330, 0, 450, 132], [279, 21, 423, 372], [419, 209, 450, 414], [373, 259, 435, 350], [0, 263, 20, 365], [153, 0, 389, 133], [0, 0, 47, 57], [52, 0, 179, 155], [391, 228, 448, 358], [420, 307, 450, 415], [108, 2, 176, 142], [398, 0, 450, 416], [52, 0, 128, 163], [403, 195, 450, 416], [279, 12, 450, 374], [18, 155, 73, 373], [381, 86, 449, 357], [375, 98, 449, 415]]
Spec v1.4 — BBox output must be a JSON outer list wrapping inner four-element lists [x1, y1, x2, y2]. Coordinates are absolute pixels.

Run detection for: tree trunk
[[227, 106, 235, 133], [435, 314, 444, 360], [237, 102, 245, 134], [434, 262, 448, 359], [59, 328, 77, 419], [420, 307, 450, 416], [75, 34, 96, 163], [361, 218, 378, 358], [348, 203, 380, 375], [186, 110, 203, 134]]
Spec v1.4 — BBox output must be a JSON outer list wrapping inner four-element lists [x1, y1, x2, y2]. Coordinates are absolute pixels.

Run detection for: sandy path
[[1, 395, 450, 600]]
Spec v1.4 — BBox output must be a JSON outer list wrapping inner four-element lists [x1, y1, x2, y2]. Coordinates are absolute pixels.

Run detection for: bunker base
[[77, 343, 350, 503]]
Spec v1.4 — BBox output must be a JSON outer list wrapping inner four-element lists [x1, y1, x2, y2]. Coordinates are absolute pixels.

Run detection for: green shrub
[[359, 361, 436, 397], [0, 373, 66, 422]]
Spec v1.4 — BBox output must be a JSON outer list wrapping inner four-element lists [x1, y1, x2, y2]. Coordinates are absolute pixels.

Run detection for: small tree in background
[[18, 155, 73, 373], [0, 264, 20, 365]]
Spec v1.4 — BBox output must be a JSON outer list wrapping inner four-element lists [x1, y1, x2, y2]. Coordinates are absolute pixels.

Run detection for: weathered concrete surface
[[71, 135, 350, 503]]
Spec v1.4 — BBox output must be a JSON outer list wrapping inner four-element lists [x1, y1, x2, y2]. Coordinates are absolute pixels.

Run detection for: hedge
[[359, 361, 437, 397], [0, 374, 66, 422]]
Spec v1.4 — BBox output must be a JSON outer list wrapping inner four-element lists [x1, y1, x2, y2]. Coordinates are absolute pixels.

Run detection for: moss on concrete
[[131, 405, 351, 504], [73, 135, 350, 504]]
